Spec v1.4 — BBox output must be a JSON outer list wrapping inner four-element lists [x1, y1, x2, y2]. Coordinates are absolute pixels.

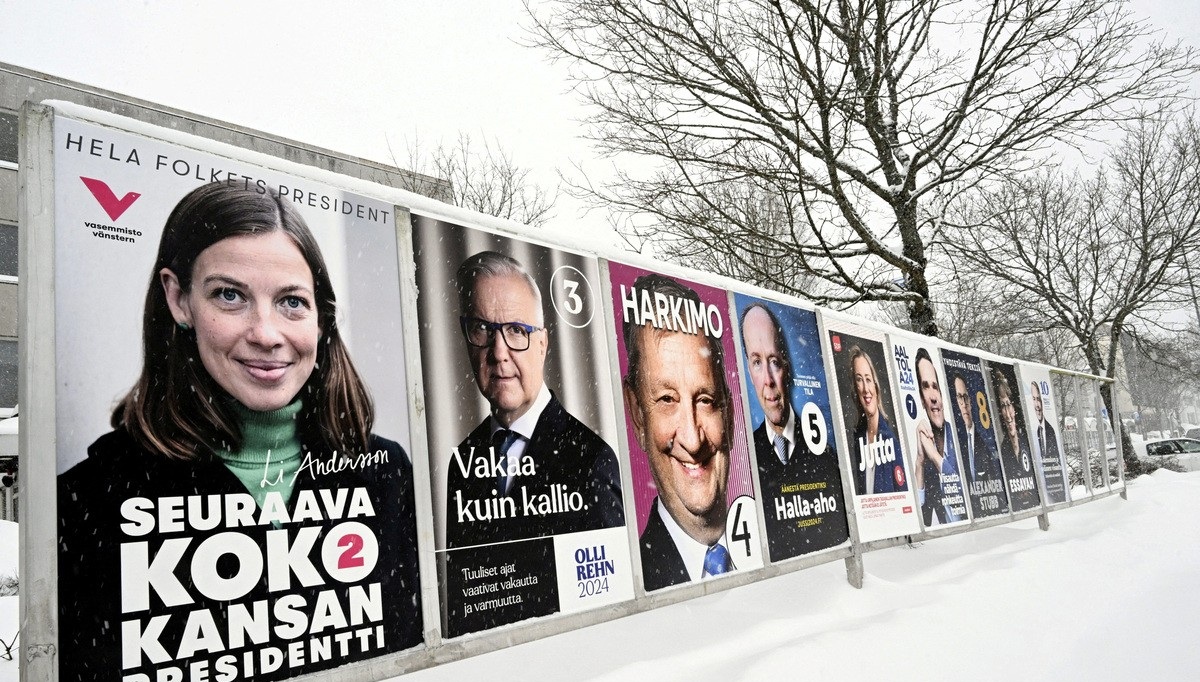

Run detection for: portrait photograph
[[734, 294, 849, 562], [412, 216, 632, 636], [825, 321, 920, 542], [52, 116, 422, 681], [609, 262, 761, 592], [941, 349, 1011, 519]]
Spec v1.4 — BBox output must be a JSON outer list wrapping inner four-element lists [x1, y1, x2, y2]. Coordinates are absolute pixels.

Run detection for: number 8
[[976, 391, 991, 429]]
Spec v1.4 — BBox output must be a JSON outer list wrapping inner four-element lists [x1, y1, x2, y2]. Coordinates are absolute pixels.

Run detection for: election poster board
[[608, 263, 762, 592], [824, 321, 921, 542], [733, 295, 849, 562], [1099, 386, 1125, 490], [411, 217, 633, 637], [1020, 365, 1070, 505], [942, 349, 1011, 518], [984, 361, 1042, 512], [1084, 378, 1119, 491], [887, 336, 969, 529], [52, 114, 423, 680], [1051, 373, 1092, 498]]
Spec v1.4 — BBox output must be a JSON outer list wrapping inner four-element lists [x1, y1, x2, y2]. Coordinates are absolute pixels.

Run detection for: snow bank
[[3, 474, 1197, 682], [402, 472, 1198, 682]]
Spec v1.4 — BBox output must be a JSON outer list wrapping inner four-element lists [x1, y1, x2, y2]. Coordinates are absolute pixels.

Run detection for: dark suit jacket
[[754, 419, 849, 561], [445, 393, 624, 548], [1000, 437, 1041, 512], [961, 427, 1004, 483], [1034, 420, 1067, 502], [960, 426, 1010, 516], [639, 498, 690, 592], [920, 427, 960, 526], [920, 455, 945, 526], [1034, 421, 1063, 469]]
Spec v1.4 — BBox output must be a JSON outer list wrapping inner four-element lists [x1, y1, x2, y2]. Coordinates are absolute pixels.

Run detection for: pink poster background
[[607, 262, 755, 535]]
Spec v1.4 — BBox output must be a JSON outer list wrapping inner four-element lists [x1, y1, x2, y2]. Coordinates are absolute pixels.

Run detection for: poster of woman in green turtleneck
[[53, 116, 423, 682]]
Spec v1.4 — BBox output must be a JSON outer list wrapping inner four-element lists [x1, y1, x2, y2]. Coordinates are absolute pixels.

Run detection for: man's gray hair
[[455, 250, 544, 325]]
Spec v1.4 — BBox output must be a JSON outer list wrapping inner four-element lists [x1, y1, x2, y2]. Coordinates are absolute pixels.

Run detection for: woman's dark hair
[[992, 368, 1023, 441], [113, 182, 374, 460]]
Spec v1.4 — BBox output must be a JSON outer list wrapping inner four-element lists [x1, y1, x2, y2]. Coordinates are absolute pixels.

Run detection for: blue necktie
[[703, 544, 732, 576], [492, 429, 519, 494], [773, 434, 789, 465]]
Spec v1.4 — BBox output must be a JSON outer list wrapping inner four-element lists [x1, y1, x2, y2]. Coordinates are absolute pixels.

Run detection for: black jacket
[[58, 429, 422, 681], [445, 393, 624, 548], [639, 498, 690, 592], [754, 420, 849, 562]]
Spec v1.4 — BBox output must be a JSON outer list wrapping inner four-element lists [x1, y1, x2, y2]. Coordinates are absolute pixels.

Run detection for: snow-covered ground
[[3, 471, 1198, 682]]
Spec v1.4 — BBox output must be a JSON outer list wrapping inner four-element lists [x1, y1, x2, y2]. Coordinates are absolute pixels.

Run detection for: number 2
[[337, 533, 365, 569]]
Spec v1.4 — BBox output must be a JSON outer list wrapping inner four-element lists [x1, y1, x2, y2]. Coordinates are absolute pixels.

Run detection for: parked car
[[1184, 427, 1200, 440], [1141, 437, 1200, 473]]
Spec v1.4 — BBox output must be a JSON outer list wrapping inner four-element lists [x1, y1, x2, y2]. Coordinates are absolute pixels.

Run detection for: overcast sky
[[1, 0, 1197, 239], [0, 1, 606, 232]]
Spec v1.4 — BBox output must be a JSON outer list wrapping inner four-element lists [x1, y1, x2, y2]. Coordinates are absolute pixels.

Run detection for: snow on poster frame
[[18, 102, 1128, 681]]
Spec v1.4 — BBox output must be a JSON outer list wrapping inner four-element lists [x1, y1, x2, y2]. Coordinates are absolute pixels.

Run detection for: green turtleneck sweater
[[216, 399, 304, 509]]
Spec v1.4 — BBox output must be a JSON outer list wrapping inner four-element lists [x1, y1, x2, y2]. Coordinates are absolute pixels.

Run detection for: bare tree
[[400, 133, 558, 227], [1121, 330, 1200, 435], [525, 0, 1196, 334], [944, 115, 1200, 473]]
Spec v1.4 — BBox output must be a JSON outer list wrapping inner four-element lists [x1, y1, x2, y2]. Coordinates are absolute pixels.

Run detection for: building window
[[0, 224, 14, 278], [0, 340, 14, 409], [0, 112, 15, 164]]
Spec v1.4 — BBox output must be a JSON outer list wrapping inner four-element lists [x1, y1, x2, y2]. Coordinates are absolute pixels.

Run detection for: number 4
[[731, 501, 752, 556]]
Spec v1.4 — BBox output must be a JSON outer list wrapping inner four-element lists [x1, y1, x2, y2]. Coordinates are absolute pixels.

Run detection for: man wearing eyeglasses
[[446, 250, 625, 549], [951, 372, 1009, 516]]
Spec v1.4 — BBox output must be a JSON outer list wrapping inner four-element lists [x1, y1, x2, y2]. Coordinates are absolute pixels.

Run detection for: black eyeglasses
[[460, 316, 544, 351]]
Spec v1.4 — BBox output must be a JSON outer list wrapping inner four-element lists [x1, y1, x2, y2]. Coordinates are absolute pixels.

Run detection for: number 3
[[562, 279, 582, 314]]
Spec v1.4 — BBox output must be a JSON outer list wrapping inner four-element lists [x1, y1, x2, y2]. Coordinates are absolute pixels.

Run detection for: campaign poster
[[1020, 365, 1070, 505], [412, 217, 633, 637], [941, 349, 1010, 518], [887, 336, 969, 529], [608, 263, 762, 592], [984, 361, 1042, 512], [52, 115, 423, 680], [825, 322, 921, 542], [733, 295, 848, 561]]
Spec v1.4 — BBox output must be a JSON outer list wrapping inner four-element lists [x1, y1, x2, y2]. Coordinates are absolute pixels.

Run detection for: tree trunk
[[1100, 381, 1141, 478]]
